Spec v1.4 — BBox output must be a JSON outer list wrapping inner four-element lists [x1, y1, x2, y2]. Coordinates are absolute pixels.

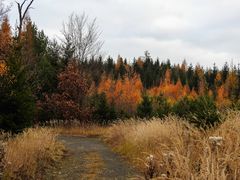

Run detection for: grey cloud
[[7, 0, 240, 67]]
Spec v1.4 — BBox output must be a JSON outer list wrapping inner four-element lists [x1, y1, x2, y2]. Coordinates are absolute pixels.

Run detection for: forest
[[1, 0, 240, 132], [1, 0, 240, 179]]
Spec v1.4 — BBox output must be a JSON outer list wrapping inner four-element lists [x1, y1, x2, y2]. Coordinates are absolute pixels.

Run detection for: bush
[[137, 95, 153, 118]]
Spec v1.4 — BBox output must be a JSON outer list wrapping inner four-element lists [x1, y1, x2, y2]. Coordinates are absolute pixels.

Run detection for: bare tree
[[16, 0, 34, 39], [62, 13, 103, 61], [0, 0, 11, 21]]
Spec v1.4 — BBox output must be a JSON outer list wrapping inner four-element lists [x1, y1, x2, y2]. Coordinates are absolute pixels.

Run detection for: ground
[[44, 136, 139, 180]]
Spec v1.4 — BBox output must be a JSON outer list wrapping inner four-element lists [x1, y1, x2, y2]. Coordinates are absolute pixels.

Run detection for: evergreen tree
[[0, 47, 35, 132], [137, 95, 153, 118], [90, 93, 116, 125], [153, 95, 171, 118]]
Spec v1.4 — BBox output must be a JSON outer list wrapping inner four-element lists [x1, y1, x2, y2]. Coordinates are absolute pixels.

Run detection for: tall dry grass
[[3, 128, 65, 179], [105, 112, 240, 179], [48, 120, 108, 137], [56, 125, 108, 137], [0, 131, 9, 178]]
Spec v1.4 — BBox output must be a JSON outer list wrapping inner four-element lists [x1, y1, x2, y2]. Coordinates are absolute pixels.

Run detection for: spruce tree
[[0, 47, 35, 132]]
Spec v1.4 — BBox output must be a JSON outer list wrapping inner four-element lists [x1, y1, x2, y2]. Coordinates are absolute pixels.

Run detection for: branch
[[22, 0, 34, 21], [20, 0, 27, 9], [16, 0, 35, 39]]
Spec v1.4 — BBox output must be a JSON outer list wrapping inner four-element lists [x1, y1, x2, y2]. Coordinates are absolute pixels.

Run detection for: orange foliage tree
[[98, 74, 143, 115], [216, 85, 231, 108], [0, 17, 11, 61], [38, 61, 91, 122], [148, 69, 194, 103]]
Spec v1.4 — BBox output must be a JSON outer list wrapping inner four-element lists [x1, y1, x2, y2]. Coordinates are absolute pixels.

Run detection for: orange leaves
[[0, 61, 7, 75], [148, 77, 187, 103], [0, 17, 12, 60], [38, 61, 91, 122], [216, 85, 231, 108], [98, 74, 143, 115], [164, 68, 171, 85], [98, 74, 115, 104], [148, 67, 199, 103], [0, 18, 11, 76], [136, 58, 144, 68], [58, 61, 89, 103]]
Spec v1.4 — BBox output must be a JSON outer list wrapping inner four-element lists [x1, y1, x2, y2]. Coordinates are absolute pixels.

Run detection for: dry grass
[[3, 128, 65, 179], [105, 112, 240, 179], [56, 124, 108, 137]]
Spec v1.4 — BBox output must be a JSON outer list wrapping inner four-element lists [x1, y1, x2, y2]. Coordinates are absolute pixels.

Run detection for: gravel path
[[44, 136, 139, 180]]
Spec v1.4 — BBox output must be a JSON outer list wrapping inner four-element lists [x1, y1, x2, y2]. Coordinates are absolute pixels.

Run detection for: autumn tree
[[98, 74, 143, 115], [0, 17, 10, 75], [0, 17, 11, 61], [38, 61, 90, 122]]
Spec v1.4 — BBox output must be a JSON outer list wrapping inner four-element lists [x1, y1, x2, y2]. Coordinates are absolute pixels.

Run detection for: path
[[44, 136, 140, 180]]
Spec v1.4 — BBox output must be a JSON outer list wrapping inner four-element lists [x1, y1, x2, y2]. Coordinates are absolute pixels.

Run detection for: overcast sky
[[8, 0, 240, 67]]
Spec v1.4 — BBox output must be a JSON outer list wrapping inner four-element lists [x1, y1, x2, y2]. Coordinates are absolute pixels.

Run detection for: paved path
[[45, 136, 140, 180]]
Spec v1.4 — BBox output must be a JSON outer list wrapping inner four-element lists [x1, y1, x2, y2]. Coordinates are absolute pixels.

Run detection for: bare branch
[[16, 0, 34, 40], [61, 13, 103, 61], [0, 0, 11, 20], [22, 0, 34, 21]]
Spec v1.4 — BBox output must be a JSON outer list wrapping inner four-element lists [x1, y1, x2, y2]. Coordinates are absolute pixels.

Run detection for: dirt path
[[44, 136, 139, 180]]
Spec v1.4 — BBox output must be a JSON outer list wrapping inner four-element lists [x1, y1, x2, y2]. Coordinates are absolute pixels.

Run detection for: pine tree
[[137, 95, 153, 118], [0, 47, 35, 132]]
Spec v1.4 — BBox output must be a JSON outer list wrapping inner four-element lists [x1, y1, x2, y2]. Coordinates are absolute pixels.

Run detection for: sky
[[8, 0, 240, 67]]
